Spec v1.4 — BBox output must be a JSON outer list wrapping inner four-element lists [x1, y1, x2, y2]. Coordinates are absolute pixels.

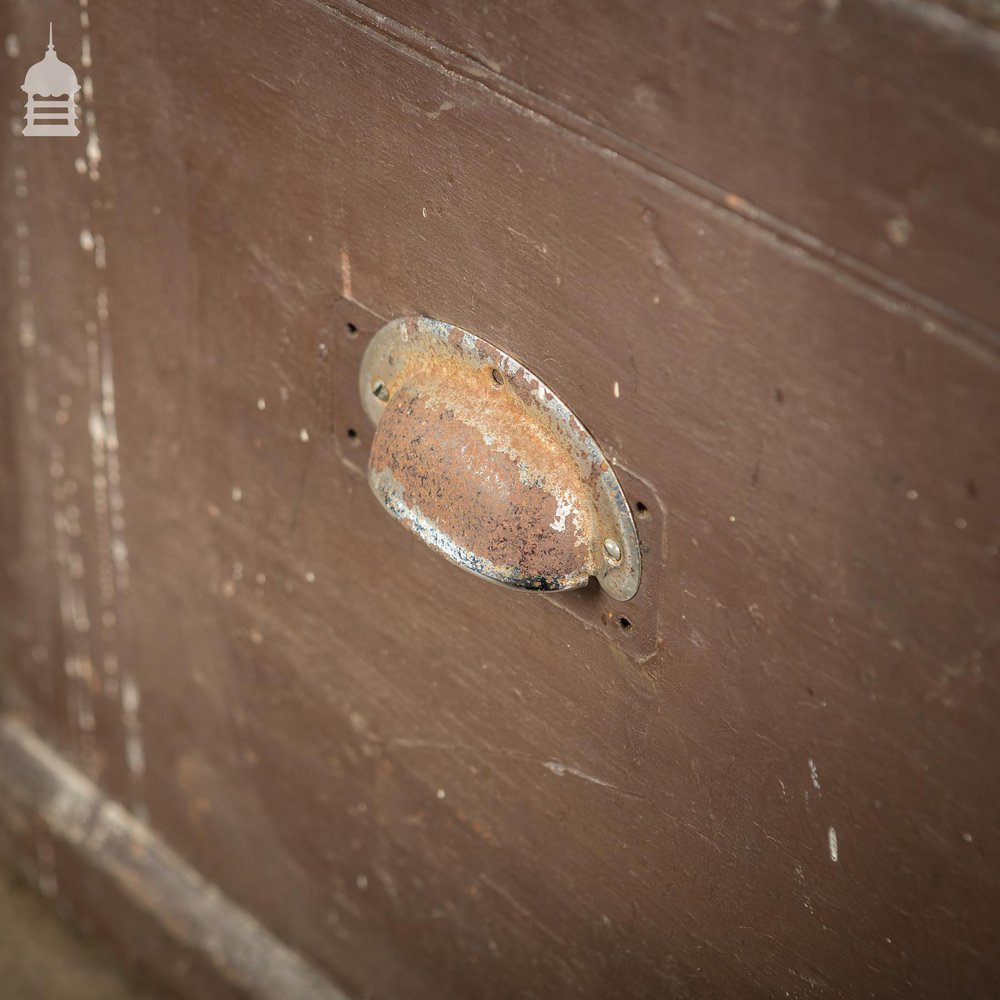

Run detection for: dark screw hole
[[635, 501, 649, 519], [491, 368, 504, 387], [617, 616, 633, 633], [346, 427, 359, 445], [345, 322, 359, 338]]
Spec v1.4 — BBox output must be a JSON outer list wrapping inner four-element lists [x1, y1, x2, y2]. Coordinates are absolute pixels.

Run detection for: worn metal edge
[[371, 468, 590, 592], [0, 713, 350, 1000]]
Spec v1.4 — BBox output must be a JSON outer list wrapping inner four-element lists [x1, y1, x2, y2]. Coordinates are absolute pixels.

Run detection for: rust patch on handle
[[361, 317, 641, 599]]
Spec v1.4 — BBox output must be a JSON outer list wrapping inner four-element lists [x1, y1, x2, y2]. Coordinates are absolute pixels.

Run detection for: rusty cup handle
[[359, 317, 641, 601]]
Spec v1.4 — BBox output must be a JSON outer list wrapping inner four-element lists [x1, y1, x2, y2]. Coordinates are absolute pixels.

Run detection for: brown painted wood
[[362, 0, 1000, 336], [1, 1, 998, 998]]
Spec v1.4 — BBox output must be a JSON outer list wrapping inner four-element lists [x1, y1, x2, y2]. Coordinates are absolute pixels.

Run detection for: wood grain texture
[[359, 0, 1000, 336], [1, 1, 998, 998]]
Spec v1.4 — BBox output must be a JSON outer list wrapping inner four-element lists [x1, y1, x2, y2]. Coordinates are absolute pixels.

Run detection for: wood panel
[[360, 0, 1000, 335], [1, 1, 998, 998]]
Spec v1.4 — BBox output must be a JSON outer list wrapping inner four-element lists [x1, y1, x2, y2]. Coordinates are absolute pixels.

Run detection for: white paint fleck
[[110, 536, 128, 568], [79, 229, 95, 252], [356, 874, 368, 890], [962, 832, 973, 843], [613, 381, 620, 399], [5, 33, 19, 57], [905, 489, 918, 501], [885, 215, 912, 247], [828, 826, 839, 862], [549, 496, 574, 532], [808, 759, 821, 791], [124, 734, 145, 777], [85, 129, 101, 180], [256, 397, 266, 411], [955, 518, 967, 530], [728, 515, 736, 523], [120, 677, 145, 778], [121, 675, 140, 714], [340, 248, 352, 299], [231, 487, 243, 502], [304, 570, 315, 583], [299, 427, 309, 442], [435, 788, 446, 800]]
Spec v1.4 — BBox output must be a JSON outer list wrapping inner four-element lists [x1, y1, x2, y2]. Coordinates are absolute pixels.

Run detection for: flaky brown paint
[[1, 1, 999, 999]]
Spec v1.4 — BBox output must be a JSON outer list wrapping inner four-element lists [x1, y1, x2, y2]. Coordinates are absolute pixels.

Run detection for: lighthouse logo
[[21, 23, 80, 137]]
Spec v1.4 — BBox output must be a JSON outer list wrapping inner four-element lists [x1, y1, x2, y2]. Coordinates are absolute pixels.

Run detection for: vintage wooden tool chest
[[1, 1, 998, 997]]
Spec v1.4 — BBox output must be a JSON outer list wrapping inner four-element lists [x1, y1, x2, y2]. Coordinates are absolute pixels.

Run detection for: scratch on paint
[[78, 0, 145, 817], [17, 162, 96, 776], [50, 445, 98, 773], [340, 248, 352, 300], [808, 758, 821, 791], [544, 760, 619, 790], [828, 826, 839, 862]]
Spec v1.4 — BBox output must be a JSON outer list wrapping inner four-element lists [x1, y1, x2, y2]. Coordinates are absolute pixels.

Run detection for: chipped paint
[[0, 716, 349, 999], [75, 0, 143, 814]]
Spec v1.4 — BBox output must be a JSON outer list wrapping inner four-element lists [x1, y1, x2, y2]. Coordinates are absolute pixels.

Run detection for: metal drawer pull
[[359, 316, 640, 600]]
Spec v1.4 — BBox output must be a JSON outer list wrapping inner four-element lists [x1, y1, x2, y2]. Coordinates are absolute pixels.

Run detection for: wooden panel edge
[[0, 713, 350, 1000]]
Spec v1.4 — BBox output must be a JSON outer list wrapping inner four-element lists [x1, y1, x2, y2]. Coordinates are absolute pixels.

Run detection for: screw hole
[[491, 368, 504, 387], [345, 322, 359, 338], [372, 380, 389, 402], [617, 616, 633, 633], [346, 428, 359, 445], [635, 501, 649, 519]]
